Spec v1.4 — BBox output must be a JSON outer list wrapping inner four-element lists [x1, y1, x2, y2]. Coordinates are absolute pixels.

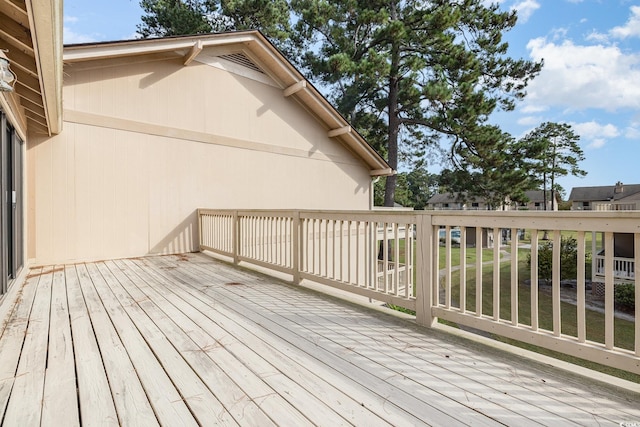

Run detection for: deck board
[[41, 266, 80, 427], [4, 266, 53, 426], [0, 253, 638, 426]]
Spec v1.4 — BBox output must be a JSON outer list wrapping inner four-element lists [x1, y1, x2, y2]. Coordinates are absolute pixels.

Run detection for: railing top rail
[[429, 210, 640, 233], [199, 208, 640, 232]]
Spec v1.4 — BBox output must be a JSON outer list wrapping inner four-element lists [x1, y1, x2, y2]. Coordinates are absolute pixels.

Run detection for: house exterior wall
[[27, 55, 372, 265]]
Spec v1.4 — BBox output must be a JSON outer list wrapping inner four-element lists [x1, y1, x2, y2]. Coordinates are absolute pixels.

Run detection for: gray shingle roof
[[568, 184, 640, 202]]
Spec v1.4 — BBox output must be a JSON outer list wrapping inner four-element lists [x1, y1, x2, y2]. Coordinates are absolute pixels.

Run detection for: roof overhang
[[64, 31, 393, 176], [0, 0, 63, 136]]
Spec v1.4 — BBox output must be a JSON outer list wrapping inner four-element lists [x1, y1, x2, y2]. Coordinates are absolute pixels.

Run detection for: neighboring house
[[425, 191, 558, 211], [568, 181, 640, 211], [568, 182, 639, 285], [0, 11, 392, 292], [515, 190, 559, 211], [425, 193, 504, 211]]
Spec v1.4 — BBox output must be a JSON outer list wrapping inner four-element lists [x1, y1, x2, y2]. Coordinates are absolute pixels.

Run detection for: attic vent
[[218, 53, 264, 74]]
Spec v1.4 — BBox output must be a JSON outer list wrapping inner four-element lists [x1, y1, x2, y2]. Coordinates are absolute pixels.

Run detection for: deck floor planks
[[218, 266, 599, 426], [0, 253, 639, 426], [82, 262, 200, 426], [198, 253, 640, 424], [95, 262, 237, 426], [0, 267, 41, 420], [41, 266, 80, 427], [70, 264, 159, 426], [143, 257, 430, 427], [126, 257, 396, 427], [100, 260, 268, 427], [110, 258, 318, 427], [3, 266, 54, 426], [149, 255, 497, 426], [170, 253, 640, 426], [70, 263, 120, 426]]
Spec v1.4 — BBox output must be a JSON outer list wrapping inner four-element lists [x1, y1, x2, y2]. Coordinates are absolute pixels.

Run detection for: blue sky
[[63, 0, 640, 196]]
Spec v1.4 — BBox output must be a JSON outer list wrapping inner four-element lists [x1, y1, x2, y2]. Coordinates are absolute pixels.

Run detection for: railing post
[[292, 211, 301, 284], [232, 211, 239, 265], [197, 209, 203, 252], [415, 213, 435, 327]]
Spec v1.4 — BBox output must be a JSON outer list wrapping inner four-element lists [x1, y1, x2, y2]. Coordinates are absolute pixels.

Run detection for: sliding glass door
[[0, 111, 23, 294]]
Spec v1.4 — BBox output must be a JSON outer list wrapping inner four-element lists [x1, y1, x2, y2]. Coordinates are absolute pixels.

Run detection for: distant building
[[425, 190, 558, 211], [515, 190, 559, 211], [568, 182, 640, 210], [425, 193, 504, 211]]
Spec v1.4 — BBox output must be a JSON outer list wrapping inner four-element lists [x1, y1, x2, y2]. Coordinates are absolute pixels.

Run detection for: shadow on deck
[[0, 252, 638, 426]]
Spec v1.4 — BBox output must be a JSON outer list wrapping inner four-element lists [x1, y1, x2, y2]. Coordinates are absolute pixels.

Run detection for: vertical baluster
[[460, 227, 466, 313], [433, 226, 440, 306], [635, 233, 640, 357], [475, 227, 483, 317], [383, 222, 388, 292], [347, 220, 351, 284], [355, 221, 360, 286], [393, 223, 400, 295], [445, 225, 451, 309], [604, 231, 614, 349], [530, 229, 539, 331], [340, 220, 344, 282], [332, 220, 336, 279], [511, 227, 518, 326], [493, 228, 501, 321], [405, 223, 412, 299], [552, 230, 561, 337], [577, 231, 586, 343]]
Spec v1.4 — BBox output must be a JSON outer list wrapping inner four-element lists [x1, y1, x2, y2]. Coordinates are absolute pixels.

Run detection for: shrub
[[615, 283, 635, 311], [527, 236, 590, 283]]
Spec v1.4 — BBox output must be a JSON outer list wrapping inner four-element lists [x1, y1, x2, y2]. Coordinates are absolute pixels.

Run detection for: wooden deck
[[0, 253, 638, 426]]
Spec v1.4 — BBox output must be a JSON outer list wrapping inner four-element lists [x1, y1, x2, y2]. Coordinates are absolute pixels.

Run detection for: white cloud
[[587, 138, 606, 149], [572, 120, 620, 149], [516, 115, 542, 126], [511, 0, 540, 24], [64, 16, 79, 23], [63, 27, 98, 44], [520, 104, 548, 114], [625, 126, 640, 139], [524, 38, 640, 111], [610, 5, 640, 39], [585, 30, 609, 43]]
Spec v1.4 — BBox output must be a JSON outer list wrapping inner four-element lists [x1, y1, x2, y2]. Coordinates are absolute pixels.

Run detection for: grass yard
[[442, 254, 639, 383]]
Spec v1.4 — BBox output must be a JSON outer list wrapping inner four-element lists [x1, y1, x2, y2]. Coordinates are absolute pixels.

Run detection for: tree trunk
[[550, 137, 557, 210], [384, 3, 400, 208]]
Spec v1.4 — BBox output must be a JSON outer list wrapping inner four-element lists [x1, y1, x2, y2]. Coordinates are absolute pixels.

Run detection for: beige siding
[[28, 54, 372, 265]]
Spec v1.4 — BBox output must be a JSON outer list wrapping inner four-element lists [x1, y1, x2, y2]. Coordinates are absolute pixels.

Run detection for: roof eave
[[27, 0, 64, 135]]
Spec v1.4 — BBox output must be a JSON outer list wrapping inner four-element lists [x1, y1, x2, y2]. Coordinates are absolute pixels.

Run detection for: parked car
[[439, 228, 461, 244]]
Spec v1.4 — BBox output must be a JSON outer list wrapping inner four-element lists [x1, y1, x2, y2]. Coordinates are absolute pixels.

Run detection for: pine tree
[[518, 122, 586, 210], [292, 0, 542, 206]]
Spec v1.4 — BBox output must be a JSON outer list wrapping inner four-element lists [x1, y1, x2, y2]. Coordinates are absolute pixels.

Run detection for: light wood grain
[[0, 254, 638, 426]]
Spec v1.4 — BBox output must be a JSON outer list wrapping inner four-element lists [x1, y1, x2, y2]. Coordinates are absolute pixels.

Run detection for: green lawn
[[392, 233, 637, 381], [441, 252, 639, 383]]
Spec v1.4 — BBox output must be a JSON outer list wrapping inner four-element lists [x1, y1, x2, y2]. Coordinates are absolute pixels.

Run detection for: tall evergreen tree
[[138, 0, 213, 37], [292, 0, 542, 206], [439, 124, 534, 207], [138, 0, 292, 49], [518, 122, 586, 210]]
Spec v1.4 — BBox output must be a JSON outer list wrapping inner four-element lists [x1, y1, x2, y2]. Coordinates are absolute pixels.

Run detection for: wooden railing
[[594, 254, 635, 282], [593, 201, 640, 211], [198, 209, 640, 375]]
